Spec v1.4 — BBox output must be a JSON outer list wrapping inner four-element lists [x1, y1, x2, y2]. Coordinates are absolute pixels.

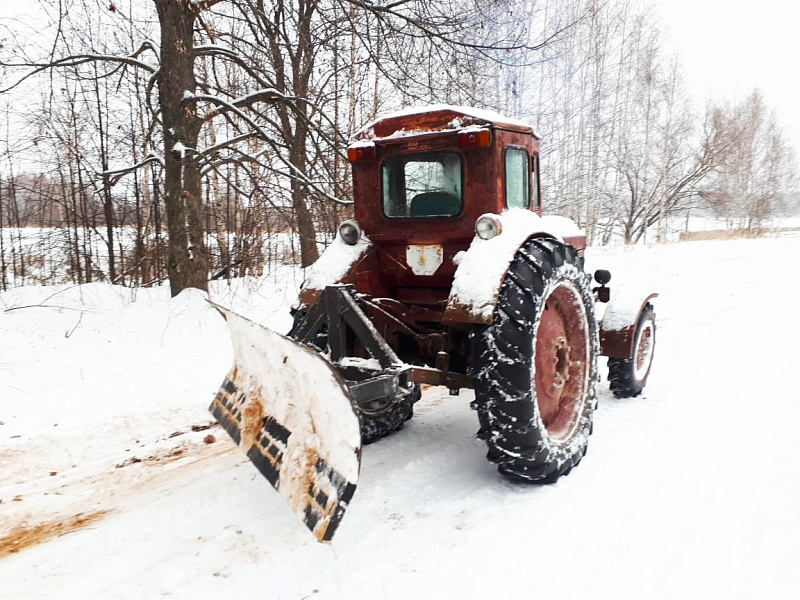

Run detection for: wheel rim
[[633, 319, 655, 383], [534, 282, 590, 443]]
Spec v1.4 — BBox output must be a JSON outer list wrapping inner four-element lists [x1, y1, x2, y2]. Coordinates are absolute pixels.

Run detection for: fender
[[295, 233, 372, 311], [598, 291, 658, 359], [442, 209, 585, 325]]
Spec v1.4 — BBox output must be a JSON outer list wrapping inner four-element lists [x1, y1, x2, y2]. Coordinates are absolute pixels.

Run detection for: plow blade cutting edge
[[209, 303, 361, 542]]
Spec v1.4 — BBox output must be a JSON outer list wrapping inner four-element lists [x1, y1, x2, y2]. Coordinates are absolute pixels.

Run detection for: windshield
[[381, 152, 462, 218]]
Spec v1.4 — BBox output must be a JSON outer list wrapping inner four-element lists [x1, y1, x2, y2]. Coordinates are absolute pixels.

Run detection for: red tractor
[[210, 106, 657, 541]]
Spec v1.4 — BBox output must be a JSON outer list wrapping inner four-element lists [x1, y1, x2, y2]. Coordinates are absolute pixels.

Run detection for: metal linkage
[[292, 285, 474, 406]]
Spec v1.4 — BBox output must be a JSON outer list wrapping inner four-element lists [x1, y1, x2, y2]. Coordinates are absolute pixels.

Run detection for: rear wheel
[[472, 237, 598, 482], [608, 304, 656, 398]]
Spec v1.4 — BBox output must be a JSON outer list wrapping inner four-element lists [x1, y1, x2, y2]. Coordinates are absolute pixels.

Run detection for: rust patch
[[0, 510, 110, 558], [296, 287, 323, 311], [297, 449, 327, 540], [406, 244, 443, 276], [286, 446, 319, 513], [241, 397, 265, 451], [442, 299, 494, 326]]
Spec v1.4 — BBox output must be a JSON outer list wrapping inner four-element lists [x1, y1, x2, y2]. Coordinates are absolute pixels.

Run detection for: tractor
[[210, 105, 657, 542]]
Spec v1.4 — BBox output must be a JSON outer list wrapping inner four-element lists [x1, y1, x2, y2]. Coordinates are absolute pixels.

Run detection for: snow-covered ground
[[1, 234, 798, 599]]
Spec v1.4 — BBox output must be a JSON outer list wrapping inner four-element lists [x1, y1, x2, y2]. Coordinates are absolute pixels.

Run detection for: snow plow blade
[[209, 303, 361, 542]]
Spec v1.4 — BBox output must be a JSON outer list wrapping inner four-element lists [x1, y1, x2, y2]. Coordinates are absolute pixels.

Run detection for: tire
[[289, 310, 418, 445], [608, 303, 656, 398], [472, 237, 598, 483]]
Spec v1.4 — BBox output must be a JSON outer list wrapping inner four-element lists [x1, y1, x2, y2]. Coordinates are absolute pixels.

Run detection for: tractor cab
[[349, 106, 541, 236], [337, 106, 543, 307]]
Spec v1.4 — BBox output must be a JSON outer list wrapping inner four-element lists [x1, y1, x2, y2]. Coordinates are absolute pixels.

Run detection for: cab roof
[[354, 104, 538, 142]]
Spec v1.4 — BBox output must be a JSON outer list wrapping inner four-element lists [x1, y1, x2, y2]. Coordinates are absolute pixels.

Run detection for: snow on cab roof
[[354, 104, 538, 141]]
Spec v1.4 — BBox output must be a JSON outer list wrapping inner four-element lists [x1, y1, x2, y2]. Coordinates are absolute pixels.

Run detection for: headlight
[[338, 220, 361, 245], [475, 214, 502, 240]]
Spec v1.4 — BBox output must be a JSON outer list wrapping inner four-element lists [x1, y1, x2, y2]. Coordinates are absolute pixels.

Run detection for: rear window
[[381, 152, 462, 218]]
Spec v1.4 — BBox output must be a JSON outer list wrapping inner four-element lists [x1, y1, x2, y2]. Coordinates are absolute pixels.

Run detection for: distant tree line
[[0, 0, 796, 293], [486, 0, 797, 244]]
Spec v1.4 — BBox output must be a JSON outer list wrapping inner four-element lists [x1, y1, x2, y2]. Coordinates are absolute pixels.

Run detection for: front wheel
[[289, 310, 417, 444], [472, 237, 599, 483], [608, 303, 656, 398], [358, 384, 419, 445]]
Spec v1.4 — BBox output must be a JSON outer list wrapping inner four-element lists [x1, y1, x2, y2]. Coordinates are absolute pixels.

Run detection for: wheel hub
[[552, 336, 571, 388], [534, 283, 590, 442]]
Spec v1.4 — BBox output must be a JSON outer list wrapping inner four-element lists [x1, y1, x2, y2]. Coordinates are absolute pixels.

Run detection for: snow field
[[1, 234, 799, 599]]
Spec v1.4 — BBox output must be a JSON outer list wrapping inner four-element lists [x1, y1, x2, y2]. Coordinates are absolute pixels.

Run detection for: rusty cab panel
[[347, 107, 541, 315]]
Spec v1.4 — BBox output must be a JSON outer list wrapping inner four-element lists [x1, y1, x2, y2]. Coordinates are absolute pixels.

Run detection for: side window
[[532, 153, 541, 211], [505, 147, 529, 209]]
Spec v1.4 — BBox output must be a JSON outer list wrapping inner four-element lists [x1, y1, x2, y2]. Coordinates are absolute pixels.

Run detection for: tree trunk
[[289, 130, 319, 268], [154, 0, 208, 296], [92, 68, 118, 284]]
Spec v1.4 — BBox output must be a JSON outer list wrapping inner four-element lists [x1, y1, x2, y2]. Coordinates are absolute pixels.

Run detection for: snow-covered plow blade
[[209, 303, 361, 542]]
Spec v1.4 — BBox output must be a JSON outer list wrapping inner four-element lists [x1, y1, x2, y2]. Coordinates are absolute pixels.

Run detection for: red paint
[[349, 108, 541, 303], [599, 293, 659, 359], [534, 283, 590, 441]]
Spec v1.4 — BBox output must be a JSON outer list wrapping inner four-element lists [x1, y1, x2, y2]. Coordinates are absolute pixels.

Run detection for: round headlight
[[338, 220, 361, 245], [475, 214, 502, 240]]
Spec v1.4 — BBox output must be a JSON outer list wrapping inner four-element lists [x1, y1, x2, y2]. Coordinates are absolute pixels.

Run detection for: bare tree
[[4, 0, 567, 291], [702, 90, 797, 230], [511, 0, 780, 244]]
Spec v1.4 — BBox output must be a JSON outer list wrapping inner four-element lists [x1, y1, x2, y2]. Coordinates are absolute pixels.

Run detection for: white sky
[[654, 0, 800, 151], [1, 1, 798, 154]]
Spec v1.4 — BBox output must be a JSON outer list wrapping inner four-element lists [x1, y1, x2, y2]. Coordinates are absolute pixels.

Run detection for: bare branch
[[1, 46, 159, 94], [102, 153, 165, 186]]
